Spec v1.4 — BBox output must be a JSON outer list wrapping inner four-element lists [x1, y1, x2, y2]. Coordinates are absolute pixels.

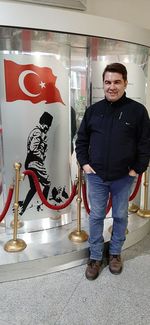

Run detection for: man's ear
[[125, 80, 128, 88]]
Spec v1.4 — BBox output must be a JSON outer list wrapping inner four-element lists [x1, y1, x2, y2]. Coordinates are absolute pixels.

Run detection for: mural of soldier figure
[[19, 111, 53, 216]]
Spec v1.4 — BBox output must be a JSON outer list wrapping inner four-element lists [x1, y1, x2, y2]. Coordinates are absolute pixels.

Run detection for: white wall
[[86, 0, 150, 30], [0, 1, 150, 47], [2, 0, 150, 31]]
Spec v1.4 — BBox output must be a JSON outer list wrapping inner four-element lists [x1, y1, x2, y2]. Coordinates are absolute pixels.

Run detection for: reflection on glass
[[0, 27, 149, 231], [88, 37, 149, 105]]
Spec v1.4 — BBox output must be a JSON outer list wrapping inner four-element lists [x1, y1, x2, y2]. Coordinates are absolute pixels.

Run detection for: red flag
[[4, 60, 65, 105]]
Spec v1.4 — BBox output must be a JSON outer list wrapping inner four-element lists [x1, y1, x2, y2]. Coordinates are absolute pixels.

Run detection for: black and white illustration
[[18, 111, 69, 216], [0, 54, 70, 222]]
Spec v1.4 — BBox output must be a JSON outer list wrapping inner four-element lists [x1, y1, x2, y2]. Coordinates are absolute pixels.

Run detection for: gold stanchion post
[[128, 203, 139, 213], [137, 167, 150, 218], [4, 162, 27, 252], [10, 169, 24, 229], [128, 177, 140, 213], [69, 163, 88, 243]]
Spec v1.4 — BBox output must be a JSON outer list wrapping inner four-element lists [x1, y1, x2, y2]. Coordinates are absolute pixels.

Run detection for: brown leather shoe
[[109, 255, 123, 274], [85, 259, 102, 280]]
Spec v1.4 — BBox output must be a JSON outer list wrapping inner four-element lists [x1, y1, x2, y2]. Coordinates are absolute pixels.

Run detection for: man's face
[[103, 72, 127, 102]]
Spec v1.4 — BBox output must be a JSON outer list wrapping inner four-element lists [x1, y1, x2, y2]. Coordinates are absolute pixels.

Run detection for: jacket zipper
[[104, 106, 115, 180]]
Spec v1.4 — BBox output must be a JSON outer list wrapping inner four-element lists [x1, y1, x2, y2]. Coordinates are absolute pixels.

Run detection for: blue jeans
[[87, 173, 135, 261]]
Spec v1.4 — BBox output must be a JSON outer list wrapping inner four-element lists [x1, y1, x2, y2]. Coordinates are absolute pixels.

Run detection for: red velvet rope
[[23, 170, 77, 210], [0, 186, 14, 222], [81, 181, 90, 214], [81, 174, 142, 215], [106, 196, 112, 214], [129, 174, 142, 201]]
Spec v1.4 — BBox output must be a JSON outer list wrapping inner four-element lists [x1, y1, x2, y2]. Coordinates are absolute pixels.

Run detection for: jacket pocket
[[117, 120, 136, 138]]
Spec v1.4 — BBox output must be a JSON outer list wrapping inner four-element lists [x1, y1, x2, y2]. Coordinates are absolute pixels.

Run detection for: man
[[19, 111, 53, 215], [75, 63, 150, 280]]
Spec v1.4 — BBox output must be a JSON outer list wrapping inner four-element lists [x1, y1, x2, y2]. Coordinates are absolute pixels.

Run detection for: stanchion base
[[137, 209, 150, 218], [4, 239, 27, 252], [10, 219, 24, 229], [128, 204, 139, 213], [68, 230, 88, 243], [108, 225, 129, 235]]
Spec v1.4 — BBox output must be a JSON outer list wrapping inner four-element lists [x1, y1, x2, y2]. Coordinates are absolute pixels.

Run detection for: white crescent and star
[[18, 70, 46, 97]]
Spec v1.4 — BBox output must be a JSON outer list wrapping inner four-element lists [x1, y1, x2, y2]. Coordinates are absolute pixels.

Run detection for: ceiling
[[9, 0, 87, 10]]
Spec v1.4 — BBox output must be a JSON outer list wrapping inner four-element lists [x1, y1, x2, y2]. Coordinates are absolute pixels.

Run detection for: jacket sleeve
[[132, 107, 150, 174], [75, 110, 90, 167]]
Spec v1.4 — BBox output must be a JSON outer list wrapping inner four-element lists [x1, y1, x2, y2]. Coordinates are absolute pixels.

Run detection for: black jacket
[[75, 94, 150, 181]]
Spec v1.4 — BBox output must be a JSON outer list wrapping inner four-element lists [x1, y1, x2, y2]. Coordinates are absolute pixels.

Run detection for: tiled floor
[[0, 232, 149, 325]]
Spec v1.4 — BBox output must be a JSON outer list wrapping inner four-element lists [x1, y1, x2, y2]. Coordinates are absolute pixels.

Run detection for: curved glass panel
[[0, 27, 149, 232], [0, 27, 71, 231], [88, 37, 149, 106]]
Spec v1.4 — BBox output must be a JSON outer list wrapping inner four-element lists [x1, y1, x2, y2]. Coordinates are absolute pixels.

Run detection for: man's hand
[[129, 169, 137, 177], [83, 164, 96, 174]]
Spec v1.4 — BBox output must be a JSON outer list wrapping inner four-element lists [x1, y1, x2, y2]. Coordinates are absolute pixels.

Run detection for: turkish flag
[[4, 59, 65, 105]]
